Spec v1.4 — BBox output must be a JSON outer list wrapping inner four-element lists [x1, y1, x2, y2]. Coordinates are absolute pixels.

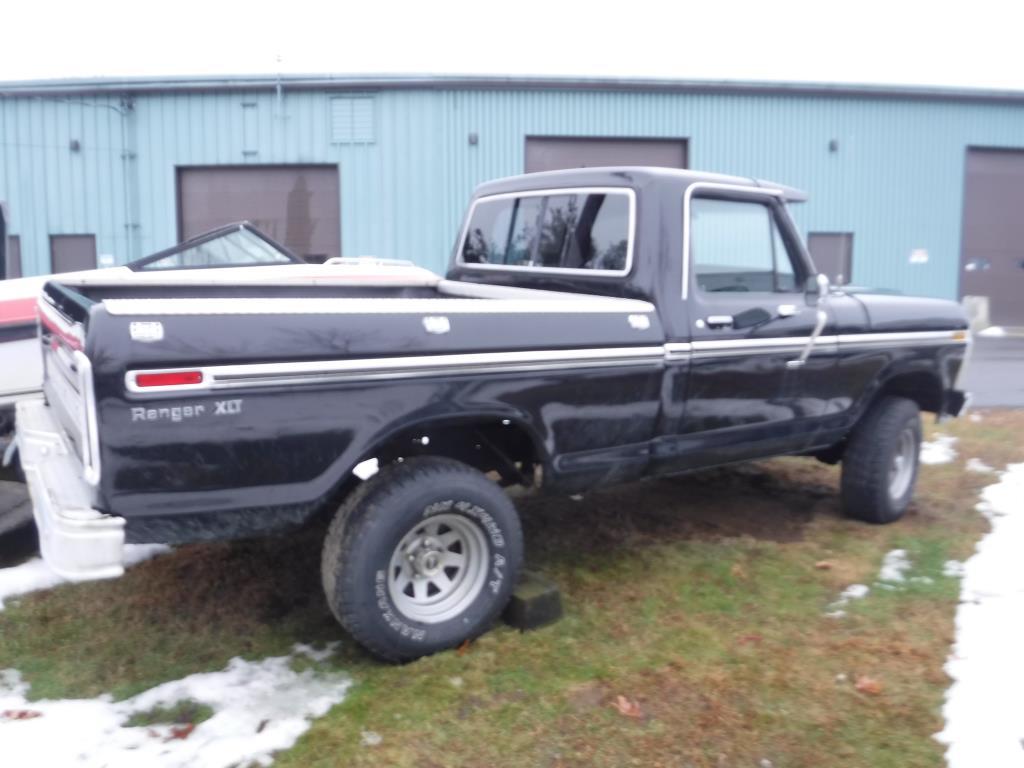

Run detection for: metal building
[[1, 74, 1023, 323]]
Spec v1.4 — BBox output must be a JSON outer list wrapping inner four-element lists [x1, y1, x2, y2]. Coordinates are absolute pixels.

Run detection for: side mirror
[[805, 273, 829, 305]]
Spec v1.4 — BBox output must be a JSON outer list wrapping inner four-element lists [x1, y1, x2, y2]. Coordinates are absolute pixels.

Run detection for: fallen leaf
[[855, 676, 883, 695], [730, 563, 748, 580], [166, 723, 196, 741], [456, 639, 472, 656], [613, 695, 643, 719], [256, 719, 269, 734], [2, 709, 42, 720], [737, 634, 763, 646], [815, 561, 833, 570]]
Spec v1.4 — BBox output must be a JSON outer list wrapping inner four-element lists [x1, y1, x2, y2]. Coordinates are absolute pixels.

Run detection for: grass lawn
[[1, 410, 1021, 767]]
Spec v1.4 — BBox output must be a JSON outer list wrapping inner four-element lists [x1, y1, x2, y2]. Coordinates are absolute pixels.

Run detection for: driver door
[[663, 191, 833, 469]]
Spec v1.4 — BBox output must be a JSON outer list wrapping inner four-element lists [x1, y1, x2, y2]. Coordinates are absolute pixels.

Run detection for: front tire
[[321, 457, 523, 662], [840, 396, 922, 524]]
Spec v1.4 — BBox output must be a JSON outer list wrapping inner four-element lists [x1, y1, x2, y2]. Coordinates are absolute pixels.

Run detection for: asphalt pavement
[[962, 335, 1024, 408]]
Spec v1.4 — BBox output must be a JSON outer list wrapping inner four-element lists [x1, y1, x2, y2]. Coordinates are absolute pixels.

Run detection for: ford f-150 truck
[[16, 167, 970, 661]]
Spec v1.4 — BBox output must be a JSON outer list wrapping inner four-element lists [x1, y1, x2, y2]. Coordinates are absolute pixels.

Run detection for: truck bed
[[46, 263, 663, 372]]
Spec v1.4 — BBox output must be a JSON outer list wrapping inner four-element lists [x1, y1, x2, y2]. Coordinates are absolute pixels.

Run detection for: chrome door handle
[[777, 304, 798, 318], [706, 315, 734, 329]]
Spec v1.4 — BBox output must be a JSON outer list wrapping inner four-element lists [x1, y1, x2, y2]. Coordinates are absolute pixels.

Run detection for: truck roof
[[474, 166, 808, 202]]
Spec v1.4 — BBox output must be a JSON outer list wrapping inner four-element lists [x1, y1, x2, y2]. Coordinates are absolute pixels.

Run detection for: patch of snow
[[827, 549, 926, 617], [841, 584, 870, 600], [0, 559, 64, 611], [0, 644, 351, 768], [878, 549, 911, 583], [826, 583, 870, 617], [978, 326, 1007, 338], [123, 544, 172, 567], [921, 435, 958, 465], [966, 458, 994, 474], [0, 544, 169, 611], [291, 641, 340, 663], [943, 560, 966, 578], [361, 730, 383, 747], [935, 463, 1024, 766]]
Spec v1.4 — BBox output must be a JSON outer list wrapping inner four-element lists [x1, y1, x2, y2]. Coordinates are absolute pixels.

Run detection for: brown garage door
[[525, 137, 687, 173], [960, 148, 1024, 326], [178, 165, 341, 262]]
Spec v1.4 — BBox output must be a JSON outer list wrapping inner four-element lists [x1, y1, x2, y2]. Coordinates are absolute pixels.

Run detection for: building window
[[50, 234, 97, 274], [330, 97, 375, 144], [807, 232, 853, 286]]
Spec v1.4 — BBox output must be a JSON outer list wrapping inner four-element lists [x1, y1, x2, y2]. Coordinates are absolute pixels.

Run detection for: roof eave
[[1, 73, 1024, 105]]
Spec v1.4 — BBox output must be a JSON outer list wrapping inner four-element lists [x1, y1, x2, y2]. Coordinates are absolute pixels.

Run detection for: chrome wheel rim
[[387, 513, 489, 624], [888, 428, 917, 500]]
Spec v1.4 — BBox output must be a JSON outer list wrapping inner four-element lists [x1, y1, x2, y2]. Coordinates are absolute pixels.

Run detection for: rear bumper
[[15, 398, 125, 581]]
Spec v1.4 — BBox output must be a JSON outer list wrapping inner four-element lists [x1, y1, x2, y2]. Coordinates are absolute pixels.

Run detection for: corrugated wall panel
[[2, 85, 1024, 297], [0, 94, 131, 274]]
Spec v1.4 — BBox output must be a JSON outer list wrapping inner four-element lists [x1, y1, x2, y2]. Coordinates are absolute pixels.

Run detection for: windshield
[[131, 225, 296, 271]]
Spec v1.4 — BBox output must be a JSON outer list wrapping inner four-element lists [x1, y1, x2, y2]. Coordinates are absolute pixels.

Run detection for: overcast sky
[[2, 0, 1022, 91]]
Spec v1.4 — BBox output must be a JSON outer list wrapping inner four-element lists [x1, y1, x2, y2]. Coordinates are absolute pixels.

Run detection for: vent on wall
[[330, 97, 375, 144], [241, 102, 258, 156]]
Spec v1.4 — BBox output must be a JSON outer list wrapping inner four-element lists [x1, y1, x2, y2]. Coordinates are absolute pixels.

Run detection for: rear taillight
[[134, 371, 204, 388]]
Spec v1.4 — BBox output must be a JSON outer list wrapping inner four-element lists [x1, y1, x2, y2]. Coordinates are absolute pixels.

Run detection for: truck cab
[[449, 167, 967, 474]]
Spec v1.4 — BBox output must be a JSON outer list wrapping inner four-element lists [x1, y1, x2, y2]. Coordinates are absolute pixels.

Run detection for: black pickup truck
[[17, 167, 969, 660]]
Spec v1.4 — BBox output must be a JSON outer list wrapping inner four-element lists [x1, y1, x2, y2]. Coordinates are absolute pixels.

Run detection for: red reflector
[[135, 371, 204, 388]]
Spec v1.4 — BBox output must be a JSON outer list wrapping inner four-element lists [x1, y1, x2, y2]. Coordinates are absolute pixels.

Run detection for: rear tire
[[840, 396, 922, 524], [321, 457, 523, 662]]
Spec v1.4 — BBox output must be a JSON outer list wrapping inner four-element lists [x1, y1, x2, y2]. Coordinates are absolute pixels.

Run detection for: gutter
[[2, 73, 1024, 106]]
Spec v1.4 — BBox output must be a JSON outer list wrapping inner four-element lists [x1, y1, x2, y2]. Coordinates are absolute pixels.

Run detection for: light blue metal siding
[[435, 89, 1024, 298], [2, 84, 1024, 300], [0, 94, 131, 274]]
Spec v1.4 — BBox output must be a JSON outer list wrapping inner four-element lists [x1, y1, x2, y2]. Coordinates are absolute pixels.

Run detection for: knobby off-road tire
[[321, 457, 524, 662], [840, 396, 922, 524]]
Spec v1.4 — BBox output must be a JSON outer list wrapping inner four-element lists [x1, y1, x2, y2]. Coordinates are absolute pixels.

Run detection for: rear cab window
[[460, 188, 634, 274]]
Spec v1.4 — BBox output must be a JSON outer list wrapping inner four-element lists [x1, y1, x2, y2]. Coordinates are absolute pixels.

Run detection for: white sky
[[2, 0, 1023, 91]]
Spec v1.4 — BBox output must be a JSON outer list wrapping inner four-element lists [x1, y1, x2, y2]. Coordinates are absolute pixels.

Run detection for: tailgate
[[38, 284, 100, 484]]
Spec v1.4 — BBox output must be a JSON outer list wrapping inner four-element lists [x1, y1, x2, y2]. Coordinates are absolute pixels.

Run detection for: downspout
[[118, 94, 140, 262]]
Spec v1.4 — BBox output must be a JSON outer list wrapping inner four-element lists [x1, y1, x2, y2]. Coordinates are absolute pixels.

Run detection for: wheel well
[[813, 370, 942, 466], [876, 370, 943, 414], [359, 418, 542, 487]]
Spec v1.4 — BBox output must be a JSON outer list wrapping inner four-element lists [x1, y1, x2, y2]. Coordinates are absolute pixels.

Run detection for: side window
[[462, 191, 630, 272], [690, 197, 800, 293]]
